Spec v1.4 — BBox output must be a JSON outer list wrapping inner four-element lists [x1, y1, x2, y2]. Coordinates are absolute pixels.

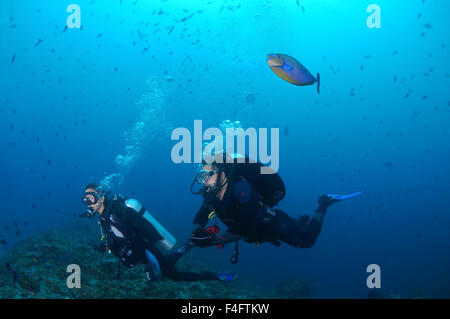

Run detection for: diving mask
[[81, 191, 101, 206], [196, 169, 218, 185]]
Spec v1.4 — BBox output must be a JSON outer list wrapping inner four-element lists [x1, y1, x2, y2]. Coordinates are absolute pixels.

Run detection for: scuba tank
[[123, 198, 176, 256]]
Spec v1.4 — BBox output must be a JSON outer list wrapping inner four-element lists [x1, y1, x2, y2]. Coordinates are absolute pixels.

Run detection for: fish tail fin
[[316, 73, 320, 94]]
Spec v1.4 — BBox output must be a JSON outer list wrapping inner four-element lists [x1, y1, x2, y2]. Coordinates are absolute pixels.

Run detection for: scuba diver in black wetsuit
[[188, 153, 362, 256], [80, 183, 236, 283]]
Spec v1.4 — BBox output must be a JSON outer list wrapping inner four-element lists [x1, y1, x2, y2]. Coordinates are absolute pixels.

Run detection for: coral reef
[[0, 223, 274, 299], [275, 276, 315, 298]]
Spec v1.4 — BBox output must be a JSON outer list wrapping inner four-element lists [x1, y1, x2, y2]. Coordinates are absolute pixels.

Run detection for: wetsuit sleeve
[[192, 204, 210, 229]]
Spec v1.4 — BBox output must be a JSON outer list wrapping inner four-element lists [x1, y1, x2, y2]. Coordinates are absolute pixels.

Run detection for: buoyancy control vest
[[227, 156, 286, 208], [100, 195, 176, 262]]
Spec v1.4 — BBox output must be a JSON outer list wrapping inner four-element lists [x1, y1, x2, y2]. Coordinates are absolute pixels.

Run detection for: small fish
[[34, 39, 43, 47], [180, 13, 195, 22], [283, 126, 290, 136], [0, 239, 7, 246], [329, 65, 337, 75], [405, 89, 413, 99], [11, 54, 16, 64], [267, 53, 320, 93]]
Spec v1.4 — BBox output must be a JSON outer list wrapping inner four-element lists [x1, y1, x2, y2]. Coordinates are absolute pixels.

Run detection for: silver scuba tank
[[124, 198, 176, 255]]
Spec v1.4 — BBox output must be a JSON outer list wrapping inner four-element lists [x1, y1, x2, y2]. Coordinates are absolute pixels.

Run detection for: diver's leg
[[161, 265, 218, 282], [165, 241, 195, 266], [265, 194, 339, 248], [266, 209, 324, 248]]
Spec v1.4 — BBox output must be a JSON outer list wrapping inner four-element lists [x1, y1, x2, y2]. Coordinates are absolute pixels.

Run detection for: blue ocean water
[[1, 0, 449, 298]]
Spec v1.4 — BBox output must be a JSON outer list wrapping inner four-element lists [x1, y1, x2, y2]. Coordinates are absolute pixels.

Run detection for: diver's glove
[[189, 228, 217, 248], [316, 194, 339, 214]]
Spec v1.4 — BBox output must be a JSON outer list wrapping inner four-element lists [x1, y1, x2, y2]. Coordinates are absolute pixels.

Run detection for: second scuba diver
[[80, 183, 236, 282], [188, 153, 362, 256]]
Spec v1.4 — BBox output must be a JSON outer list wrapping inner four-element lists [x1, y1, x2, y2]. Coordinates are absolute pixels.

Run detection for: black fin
[[317, 73, 320, 94]]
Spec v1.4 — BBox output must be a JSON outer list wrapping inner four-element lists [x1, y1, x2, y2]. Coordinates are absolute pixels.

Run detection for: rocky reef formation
[[276, 276, 315, 298], [0, 223, 275, 299]]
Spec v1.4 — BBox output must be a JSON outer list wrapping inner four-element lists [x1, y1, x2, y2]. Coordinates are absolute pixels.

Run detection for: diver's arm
[[189, 205, 218, 248], [215, 230, 243, 244], [192, 205, 210, 230]]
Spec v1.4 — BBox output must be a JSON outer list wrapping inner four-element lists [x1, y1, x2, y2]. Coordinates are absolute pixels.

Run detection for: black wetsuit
[[193, 177, 324, 248], [99, 196, 217, 282]]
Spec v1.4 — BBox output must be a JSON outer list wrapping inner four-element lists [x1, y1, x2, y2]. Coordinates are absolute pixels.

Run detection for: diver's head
[[81, 183, 106, 215], [196, 164, 226, 190], [191, 152, 235, 198]]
